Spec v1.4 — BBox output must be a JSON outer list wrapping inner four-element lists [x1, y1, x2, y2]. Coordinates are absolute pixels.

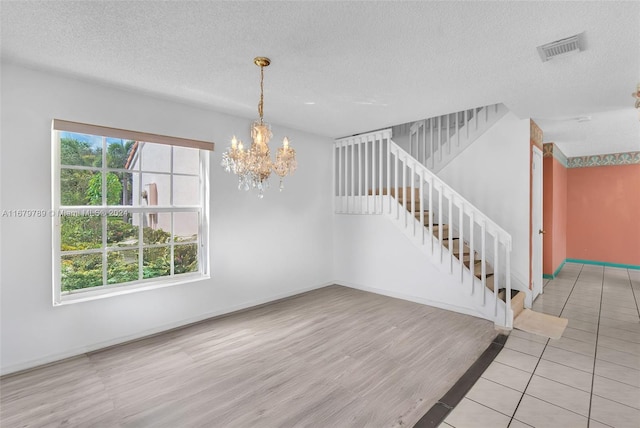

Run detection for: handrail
[[390, 141, 512, 250], [333, 126, 513, 327]]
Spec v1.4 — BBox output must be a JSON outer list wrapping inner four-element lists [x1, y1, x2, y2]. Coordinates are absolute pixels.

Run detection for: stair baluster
[[334, 127, 514, 328]]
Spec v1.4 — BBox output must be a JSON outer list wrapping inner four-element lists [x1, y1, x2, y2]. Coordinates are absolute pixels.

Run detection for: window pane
[[106, 138, 136, 169], [61, 253, 103, 292], [174, 212, 198, 242], [60, 169, 100, 206], [174, 243, 198, 274], [141, 174, 170, 206], [140, 142, 171, 172], [107, 215, 139, 247], [105, 172, 135, 206], [60, 132, 102, 167], [61, 215, 102, 250], [173, 146, 199, 175], [107, 249, 139, 284], [173, 175, 200, 206], [143, 213, 171, 244], [143, 246, 170, 279]]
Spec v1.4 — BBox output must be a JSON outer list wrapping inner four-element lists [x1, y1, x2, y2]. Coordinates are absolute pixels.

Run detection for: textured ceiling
[[1, 1, 639, 156]]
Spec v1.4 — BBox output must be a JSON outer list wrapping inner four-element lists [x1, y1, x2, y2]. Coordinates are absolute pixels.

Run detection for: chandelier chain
[[258, 65, 264, 122]]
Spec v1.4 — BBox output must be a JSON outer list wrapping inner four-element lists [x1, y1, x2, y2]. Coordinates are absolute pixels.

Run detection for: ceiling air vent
[[537, 32, 585, 62]]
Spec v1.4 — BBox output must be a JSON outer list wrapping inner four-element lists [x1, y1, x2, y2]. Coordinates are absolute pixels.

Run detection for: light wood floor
[[1, 285, 497, 427]]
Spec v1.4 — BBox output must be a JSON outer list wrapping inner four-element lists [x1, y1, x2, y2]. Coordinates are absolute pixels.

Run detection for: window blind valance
[[52, 119, 215, 151]]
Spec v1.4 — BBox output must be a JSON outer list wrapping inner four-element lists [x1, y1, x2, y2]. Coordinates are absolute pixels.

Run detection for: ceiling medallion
[[221, 57, 297, 198]]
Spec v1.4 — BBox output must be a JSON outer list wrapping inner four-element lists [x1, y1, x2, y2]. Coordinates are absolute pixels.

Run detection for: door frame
[[531, 145, 543, 300]]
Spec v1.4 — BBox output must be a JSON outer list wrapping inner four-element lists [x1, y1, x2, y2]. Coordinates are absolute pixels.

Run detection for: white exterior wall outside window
[[51, 120, 213, 305]]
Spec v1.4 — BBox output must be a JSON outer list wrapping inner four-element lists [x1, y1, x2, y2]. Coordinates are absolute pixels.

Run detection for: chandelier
[[221, 57, 297, 197]]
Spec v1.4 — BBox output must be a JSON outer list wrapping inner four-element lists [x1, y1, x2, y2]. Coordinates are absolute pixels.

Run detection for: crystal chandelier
[[221, 57, 297, 197]]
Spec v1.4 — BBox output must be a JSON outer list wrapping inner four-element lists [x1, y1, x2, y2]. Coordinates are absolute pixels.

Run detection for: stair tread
[[443, 240, 471, 255], [465, 259, 494, 277]]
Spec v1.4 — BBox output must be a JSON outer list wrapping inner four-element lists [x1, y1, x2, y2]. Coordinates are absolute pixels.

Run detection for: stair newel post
[[357, 137, 362, 212], [386, 132, 391, 214], [430, 118, 435, 170], [394, 147, 399, 220], [459, 202, 464, 281], [493, 233, 500, 317], [428, 179, 434, 255], [402, 156, 407, 227], [421, 121, 426, 166], [333, 143, 342, 213], [349, 139, 356, 213], [438, 185, 443, 262], [340, 141, 347, 212], [365, 136, 369, 214], [373, 136, 379, 212], [485, 104, 489, 122], [410, 162, 416, 236], [481, 220, 486, 306], [456, 111, 461, 148], [506, 243, 512, 328], [343, 142, 348, 213], [409, 127, 414, 160], [369, 136, 373, 213], [420, 171, 425, 245], [469, 211, 475, 295], [465, 109, 469, 139], [446, 114, 451, 156], [438, 115, 443, 163], [475, 106, 479, 131], [448, 193, 453, 273]]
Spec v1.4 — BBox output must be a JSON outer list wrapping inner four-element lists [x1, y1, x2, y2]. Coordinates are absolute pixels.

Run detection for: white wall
[[333, 214, 488, 319], [0, 62, 334, 374], [437, 112, 530, 291]]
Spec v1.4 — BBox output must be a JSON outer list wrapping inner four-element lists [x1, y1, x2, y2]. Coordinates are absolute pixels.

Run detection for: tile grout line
[[506, 265, 584, 427], [590, 390, 640, 412], [586, 265, 605, 428]]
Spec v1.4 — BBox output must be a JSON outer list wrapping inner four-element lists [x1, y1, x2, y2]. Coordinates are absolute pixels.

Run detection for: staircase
[[334, 122, 524, 328], [407, 103, 508, 173]]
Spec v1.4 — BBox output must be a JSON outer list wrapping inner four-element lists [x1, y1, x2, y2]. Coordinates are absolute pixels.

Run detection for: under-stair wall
[[437, 111, 531, 296], [333, 129, 513, 327], [333, 214, 500, 320]]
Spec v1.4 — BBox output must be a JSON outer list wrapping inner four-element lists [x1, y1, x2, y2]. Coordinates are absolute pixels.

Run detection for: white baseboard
[[334, 280, 488, 321]]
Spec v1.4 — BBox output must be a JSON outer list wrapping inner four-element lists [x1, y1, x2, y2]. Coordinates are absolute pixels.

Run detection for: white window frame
[[52, 119, 213, 305]]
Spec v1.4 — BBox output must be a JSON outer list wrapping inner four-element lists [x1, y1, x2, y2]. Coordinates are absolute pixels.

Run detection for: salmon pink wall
[[543, 155, 567, 276], [567, 164, 640, 265]]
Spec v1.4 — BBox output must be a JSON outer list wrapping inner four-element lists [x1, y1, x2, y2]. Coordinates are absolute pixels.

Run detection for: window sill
[[53, 273, 210, 306]]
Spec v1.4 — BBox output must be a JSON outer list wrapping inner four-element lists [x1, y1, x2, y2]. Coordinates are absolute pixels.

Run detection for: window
[[52, 120, 213, 304]]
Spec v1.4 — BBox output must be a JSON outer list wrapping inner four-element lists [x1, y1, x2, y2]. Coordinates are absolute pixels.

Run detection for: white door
[[532, 146, 543, 300]]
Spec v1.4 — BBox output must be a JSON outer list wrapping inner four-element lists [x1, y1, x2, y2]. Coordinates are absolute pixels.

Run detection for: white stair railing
[[334, 129, 513, 327], [409, 103, 507, 173]]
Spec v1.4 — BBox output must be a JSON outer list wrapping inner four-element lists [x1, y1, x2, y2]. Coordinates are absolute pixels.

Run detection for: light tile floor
[[441, 263, 640, 428]]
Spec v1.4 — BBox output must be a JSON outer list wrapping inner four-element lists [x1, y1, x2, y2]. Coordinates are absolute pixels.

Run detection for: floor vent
[[537, 32, 585, 62]]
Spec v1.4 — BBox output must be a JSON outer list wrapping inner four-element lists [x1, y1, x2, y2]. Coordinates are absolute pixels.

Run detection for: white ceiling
[[1, 1, 639, 156]]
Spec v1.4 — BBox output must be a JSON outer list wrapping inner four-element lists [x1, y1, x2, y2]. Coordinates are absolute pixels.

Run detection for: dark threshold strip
[[413, 333, 508, 428]]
